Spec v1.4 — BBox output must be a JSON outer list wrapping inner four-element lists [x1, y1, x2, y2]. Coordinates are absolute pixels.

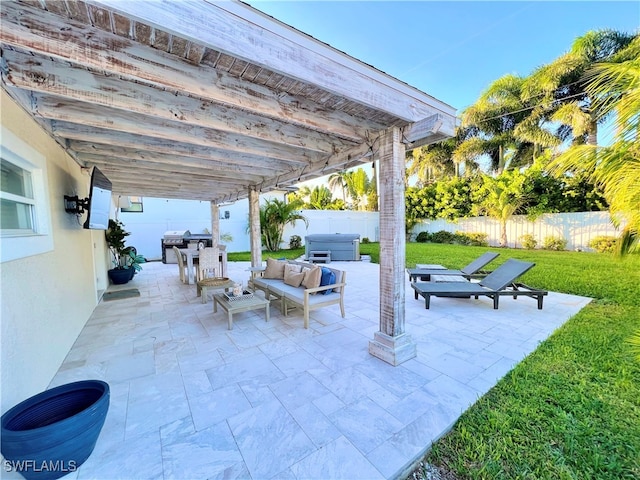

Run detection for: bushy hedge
[[520, 233, 538, 250], [589, 235, 617, 253], [542, 235, 567, 251], [415, 230, 488, 247], [289, 235, 302, 249]]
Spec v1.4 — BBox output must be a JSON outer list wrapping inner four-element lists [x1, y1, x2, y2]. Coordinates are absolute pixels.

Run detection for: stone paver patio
[[27, 259, 590, 479]]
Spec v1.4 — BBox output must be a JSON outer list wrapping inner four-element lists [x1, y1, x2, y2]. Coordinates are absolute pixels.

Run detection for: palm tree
[[549, 36, 640, 254], [457, 30, 635, 175], [344, 168, 371, 211], [521, 29, 635, 147], [328, 170, 348, 202], [307, 185, 334, 210], [473, 172, 528, 247], [259, 198, 308, 251], [407, 138, 458, 185], [457, 74, 544, 174]]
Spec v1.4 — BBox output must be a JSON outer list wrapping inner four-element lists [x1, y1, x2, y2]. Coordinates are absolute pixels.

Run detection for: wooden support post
[[210, 202, 220, 276], [248, 186, 262, 269], [369, 127, 417, 366]]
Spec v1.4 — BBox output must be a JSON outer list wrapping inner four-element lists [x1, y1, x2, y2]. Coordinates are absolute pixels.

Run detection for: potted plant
[[105, 219, 144, 284]]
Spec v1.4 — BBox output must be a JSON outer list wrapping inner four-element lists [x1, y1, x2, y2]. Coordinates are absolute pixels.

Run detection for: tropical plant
[[259, 198, 308, 252], [456, 30, 635, 176], [407, 138, 459, 185], [520, 233, 538, 250], [589, 235, 617, 253], [473, 172, 528, 247], [307, 185, 334, 210], [549, 35, 640, 254], [328, 170, 349, 202], [289, 235, 302, 249], [344, 168, 372, 211], [520, 156, 608, 216], [457, 75, 540, 174], [105, 219, 145, 271], [542, 235, 567, 251], [105, 219, 129, 269], [521, 29, 635, 147]]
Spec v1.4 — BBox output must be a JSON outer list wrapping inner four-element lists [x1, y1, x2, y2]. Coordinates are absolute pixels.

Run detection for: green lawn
[[391, 243, 639, 480], [228, 243, 639, 478]]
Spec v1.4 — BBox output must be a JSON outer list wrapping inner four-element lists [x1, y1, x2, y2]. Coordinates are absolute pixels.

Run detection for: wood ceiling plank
[[78, 153, 269, 182], [0, 2, 380, 141], [73, 148, 281, 177], [93, 164, 256, 185], [2, 48, 355, 153], [63, 130, 301, 171], [90, 0, 456, 122], [33, 94, 322, 164]]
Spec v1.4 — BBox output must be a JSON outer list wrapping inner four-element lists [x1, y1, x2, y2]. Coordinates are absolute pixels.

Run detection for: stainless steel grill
[[162, 230, 190, 245]]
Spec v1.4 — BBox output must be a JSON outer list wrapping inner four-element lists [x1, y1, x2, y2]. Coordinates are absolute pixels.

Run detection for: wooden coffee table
[[213, 293, 270, 330]]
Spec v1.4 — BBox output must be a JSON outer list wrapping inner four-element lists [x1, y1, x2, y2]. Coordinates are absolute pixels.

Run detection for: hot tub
[[305, 234, 360, 261]]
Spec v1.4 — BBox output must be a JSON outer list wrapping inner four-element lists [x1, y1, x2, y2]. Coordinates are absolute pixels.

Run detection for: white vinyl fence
[[411, 211, 620, 251], [123, 195, 619, 259]]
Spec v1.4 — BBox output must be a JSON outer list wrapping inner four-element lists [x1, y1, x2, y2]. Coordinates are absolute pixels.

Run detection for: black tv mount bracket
[[64, 195, 89, 215]]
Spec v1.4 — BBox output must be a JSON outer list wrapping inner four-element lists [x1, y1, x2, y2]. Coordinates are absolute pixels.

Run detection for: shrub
[[520, 233, 538, 250], [542, 235, 567, 251], [416, 231, 431, 243], [361, 237, 370, 244], [430, 230, 458, 244], [456, 231, 489, 247], [289, 235, 302, 249], [589, 235, 617, 253]]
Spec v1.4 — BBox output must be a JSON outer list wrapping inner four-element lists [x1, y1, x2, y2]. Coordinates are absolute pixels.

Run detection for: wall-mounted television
[[83, 167, 112, 230]]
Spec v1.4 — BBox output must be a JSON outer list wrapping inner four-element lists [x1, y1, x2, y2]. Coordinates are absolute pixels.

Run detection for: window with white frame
[[120, 196, 143, 213], [1, 160, 36, 233], [1, 127, 53, 262]]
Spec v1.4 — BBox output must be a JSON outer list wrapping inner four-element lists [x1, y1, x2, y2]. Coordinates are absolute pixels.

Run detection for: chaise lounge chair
[[411, 258, 548, 309], [407, 251, 500, 282]]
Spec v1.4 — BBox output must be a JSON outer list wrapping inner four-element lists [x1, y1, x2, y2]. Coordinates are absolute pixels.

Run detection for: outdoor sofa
[[252, 258, 346, 328]]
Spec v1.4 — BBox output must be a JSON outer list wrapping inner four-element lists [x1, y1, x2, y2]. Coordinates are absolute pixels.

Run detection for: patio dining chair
[[411, 258, 548, 310], [196, 247, 223, 301], [172, 246, 196, 284]]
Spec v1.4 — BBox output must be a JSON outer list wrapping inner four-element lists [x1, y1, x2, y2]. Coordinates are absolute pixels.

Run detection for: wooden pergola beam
[[1, 2, 383, 140], [3, 48, 357, 153]]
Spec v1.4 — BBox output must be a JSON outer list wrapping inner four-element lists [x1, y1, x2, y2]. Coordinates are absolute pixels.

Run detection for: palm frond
[[550, 102, 592, 138]]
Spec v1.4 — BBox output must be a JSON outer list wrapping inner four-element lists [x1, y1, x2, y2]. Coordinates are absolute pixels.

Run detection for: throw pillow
[[284, 263, 302, 277], [319, 267, 336, 295], [263, 258, 286, 279], [284, 271, 304, 287], [302, 266, 322, 290]]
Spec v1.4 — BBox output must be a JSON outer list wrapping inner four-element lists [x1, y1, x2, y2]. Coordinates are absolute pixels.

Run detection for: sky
[[247, 1, 639, 112], [244, 1, 639, 190]]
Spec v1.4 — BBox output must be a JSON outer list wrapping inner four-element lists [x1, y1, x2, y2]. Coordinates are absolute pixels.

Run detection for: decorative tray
[[224, 290, 254, 301]]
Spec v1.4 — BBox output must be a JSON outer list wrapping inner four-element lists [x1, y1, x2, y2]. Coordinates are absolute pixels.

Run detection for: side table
[[213, 293, 270, 330]]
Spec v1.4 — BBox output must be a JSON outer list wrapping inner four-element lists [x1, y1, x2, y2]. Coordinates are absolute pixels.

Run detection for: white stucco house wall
[[1, 91, 112, 412]]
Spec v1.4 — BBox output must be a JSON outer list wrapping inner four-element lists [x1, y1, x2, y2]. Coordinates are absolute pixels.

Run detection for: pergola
[[1, 0, 456, 364]]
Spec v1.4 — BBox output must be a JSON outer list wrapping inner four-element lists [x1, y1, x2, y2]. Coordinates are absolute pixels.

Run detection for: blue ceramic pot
[[107, 268, 131, 285], [1, 380, 109, 479]]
